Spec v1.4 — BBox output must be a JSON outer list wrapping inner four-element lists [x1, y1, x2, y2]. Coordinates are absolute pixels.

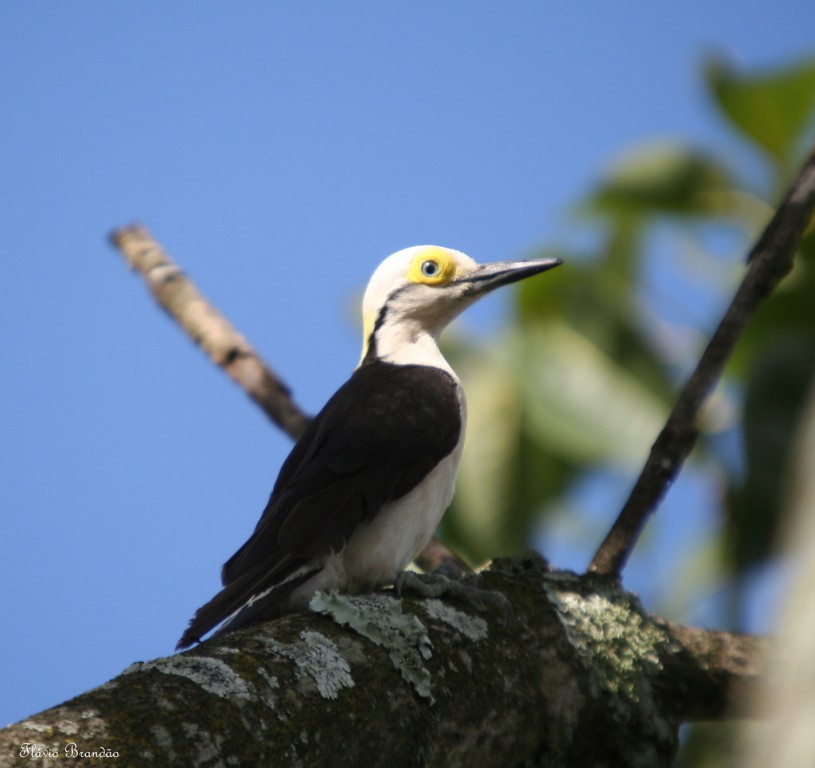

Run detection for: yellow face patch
[[407, 246, 458, 286], [360, 309, 376, 358]]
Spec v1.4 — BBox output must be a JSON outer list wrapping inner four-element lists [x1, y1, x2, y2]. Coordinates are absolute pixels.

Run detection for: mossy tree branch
[[0, 558, 764, 767]]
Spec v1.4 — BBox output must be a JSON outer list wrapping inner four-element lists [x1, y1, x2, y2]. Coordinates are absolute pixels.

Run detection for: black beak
[[456, 257, 563, 296]]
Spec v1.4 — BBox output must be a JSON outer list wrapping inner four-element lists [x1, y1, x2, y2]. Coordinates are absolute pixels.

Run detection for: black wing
[[176, 361, 461, 648]]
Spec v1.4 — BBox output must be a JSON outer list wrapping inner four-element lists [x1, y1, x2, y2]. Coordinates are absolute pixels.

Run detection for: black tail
[[176, 566, 319, 650]]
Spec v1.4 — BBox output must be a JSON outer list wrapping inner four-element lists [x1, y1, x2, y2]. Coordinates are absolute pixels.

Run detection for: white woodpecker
[[177, 245, 561, 649]]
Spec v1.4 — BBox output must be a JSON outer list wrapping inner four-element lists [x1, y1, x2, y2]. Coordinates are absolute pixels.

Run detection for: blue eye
[[421, 260, 439, 277]]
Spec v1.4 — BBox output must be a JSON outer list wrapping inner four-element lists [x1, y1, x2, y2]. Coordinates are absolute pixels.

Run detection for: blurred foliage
[[437, 53, 815, 768], [705, 56, 815, 176], [442, 53, 815, 594]]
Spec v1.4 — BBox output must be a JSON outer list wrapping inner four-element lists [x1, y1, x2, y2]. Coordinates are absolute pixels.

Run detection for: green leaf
[[730, 230, 815, 377], [449, 349, 525, 558], [518, 257, 675, 403], [705, 56, 815, 168], [588, 142, 733, 217], [446, 320, 671, 562], [727, 334, 815, 573], [517, 322, 668, 467]]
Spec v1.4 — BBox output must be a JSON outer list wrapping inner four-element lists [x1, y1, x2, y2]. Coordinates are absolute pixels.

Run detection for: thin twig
[[109, 223, 311, 440], [589, 144, 815, 578]]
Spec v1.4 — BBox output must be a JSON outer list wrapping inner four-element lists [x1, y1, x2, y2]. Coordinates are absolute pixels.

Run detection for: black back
[[177, 360, 461, 648]]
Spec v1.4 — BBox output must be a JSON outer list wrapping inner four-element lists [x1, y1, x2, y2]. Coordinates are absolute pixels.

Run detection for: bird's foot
[[394, 570, 513, 623]]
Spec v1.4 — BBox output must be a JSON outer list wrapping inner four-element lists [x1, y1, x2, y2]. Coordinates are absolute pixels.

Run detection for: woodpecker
[[177, 245, 561, 649]]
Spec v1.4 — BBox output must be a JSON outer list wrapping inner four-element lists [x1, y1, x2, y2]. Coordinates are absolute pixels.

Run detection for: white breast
[[340, 429, 465, 592], [289, 381, 467, 603], [286, 348, 467, 609]]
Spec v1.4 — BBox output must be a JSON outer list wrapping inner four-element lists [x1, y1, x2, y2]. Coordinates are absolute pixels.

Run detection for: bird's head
[[360, 245, 561, 365]]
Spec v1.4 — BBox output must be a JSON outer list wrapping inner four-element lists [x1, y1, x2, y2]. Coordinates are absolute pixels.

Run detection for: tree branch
[[109, 223, 311, 440], [0, 558, 765, 767], [654, 619, 765, 721], [589, 144, 815, 578]]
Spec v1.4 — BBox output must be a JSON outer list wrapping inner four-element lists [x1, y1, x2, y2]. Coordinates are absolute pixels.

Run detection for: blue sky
[[1, 2, 812, 727]]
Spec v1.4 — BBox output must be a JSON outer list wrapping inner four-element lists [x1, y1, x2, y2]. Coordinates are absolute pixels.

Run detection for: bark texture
[[0, 556, 762, 768]]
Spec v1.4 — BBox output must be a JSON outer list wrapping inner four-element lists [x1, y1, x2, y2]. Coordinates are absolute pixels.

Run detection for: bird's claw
[[394, 570, 514, 623]]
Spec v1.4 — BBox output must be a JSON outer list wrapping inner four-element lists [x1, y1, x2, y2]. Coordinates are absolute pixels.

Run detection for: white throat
[[373, 318, 457, 377]]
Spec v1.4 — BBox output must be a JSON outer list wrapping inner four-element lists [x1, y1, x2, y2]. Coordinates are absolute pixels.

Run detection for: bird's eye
[[421, 260, 439, 277], [408, 247, 457, 285]]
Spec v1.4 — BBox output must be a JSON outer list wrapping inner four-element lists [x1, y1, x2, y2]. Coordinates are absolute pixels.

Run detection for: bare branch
[[109, 223, 311, 440], [589, 144, 815, 579]]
